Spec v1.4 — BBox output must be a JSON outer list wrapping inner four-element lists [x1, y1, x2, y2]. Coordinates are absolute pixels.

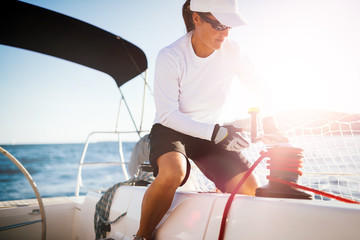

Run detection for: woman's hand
[[260, 116, 289, 144], [212, 124, 250, 152]]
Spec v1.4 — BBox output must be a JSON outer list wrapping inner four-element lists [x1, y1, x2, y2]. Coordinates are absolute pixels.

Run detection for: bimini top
[[0, 1, 148, 88]]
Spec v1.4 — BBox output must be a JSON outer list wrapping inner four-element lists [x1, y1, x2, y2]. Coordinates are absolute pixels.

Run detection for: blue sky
[[1, 0, 359, 144]]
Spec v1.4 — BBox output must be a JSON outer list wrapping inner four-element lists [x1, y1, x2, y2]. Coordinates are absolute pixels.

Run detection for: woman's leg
[[136, 151, 188, 239], [223, 171, 259, 196]]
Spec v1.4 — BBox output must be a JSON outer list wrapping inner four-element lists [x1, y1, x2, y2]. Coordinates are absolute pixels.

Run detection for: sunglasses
[[197, 12, 231, 31]]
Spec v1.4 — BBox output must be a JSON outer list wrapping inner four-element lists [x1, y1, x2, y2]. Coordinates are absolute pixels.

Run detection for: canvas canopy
[[0, 1, 148, 87]]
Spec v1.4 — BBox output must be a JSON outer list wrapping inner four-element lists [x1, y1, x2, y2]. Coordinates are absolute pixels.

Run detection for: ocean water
[[1, 136, 360, 202], [0, 142, 136, 201]]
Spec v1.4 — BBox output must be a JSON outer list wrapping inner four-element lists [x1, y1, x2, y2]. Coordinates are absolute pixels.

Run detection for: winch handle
[[248, 107, 260, 143]]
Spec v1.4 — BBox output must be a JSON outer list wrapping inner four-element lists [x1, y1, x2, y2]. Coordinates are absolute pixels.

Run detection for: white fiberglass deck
[[94, 186, 360, 240], [1, 185, 360, 240]]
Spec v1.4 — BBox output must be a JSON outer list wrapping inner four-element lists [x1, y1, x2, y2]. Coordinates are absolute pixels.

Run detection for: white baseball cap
[[190, 0, 247, 27]]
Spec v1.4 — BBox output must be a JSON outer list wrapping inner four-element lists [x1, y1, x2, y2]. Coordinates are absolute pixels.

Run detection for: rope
[[94, 182, 125, 239], [94, 171, 154, 239], [267, 176, 360, 204], [218, 153, 266, 240], [218, 148, 360, 240]]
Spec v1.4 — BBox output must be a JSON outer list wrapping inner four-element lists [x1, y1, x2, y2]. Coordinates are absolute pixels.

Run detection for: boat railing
[[74, 129, 151, 197], [75, 70, 152, 197], [74, 130, 139, 197]]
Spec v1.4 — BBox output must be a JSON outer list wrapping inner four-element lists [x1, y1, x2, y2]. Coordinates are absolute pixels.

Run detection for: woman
[[134, 0, 286, 239]]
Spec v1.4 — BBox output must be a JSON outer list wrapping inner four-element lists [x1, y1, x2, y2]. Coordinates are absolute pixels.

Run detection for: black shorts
[[149, 124, 251, 192]]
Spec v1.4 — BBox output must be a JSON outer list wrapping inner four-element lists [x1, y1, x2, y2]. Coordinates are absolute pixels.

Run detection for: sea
[[1, 136, 360, 202], [0, 142, 136, 201]]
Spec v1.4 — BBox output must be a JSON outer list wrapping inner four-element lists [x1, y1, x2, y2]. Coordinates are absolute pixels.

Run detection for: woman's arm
[[154, 48, 215, 140]]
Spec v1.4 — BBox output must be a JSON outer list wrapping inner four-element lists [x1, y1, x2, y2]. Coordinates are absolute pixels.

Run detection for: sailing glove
[[211, 124, 250, 152]]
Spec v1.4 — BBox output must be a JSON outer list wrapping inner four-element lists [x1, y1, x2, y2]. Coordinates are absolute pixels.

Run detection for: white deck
[[0, 196, 84, 240], [1, 186, 360, 240], [83, 186, 360, 240]]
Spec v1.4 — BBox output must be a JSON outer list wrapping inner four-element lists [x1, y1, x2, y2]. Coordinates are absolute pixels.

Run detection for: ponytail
[[182, 0, 194, 32]]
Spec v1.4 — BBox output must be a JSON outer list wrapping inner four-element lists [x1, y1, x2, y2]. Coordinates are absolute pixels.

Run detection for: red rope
[[218, 150, 360, 240], [267, 176, 360, 204], [218, 153, 267, 240]]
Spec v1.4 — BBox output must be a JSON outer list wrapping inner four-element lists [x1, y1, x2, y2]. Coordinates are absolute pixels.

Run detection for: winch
[[247, 108, 312, 199], [255, 145, 313, 199]]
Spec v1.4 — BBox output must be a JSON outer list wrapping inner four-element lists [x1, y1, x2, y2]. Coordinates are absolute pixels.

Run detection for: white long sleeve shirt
[[154, 32, 269, 141]]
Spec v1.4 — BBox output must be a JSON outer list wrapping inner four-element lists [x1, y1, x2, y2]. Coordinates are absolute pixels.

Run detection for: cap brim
[[212, 12, 247, 27]]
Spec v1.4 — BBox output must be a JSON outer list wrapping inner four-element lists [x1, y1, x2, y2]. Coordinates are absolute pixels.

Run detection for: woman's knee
[[156, 152, 188, 187]]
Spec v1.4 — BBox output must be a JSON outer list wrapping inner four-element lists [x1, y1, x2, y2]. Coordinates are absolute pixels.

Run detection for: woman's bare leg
[[136, 152, 187, 239], [223, 171, 259, 195]]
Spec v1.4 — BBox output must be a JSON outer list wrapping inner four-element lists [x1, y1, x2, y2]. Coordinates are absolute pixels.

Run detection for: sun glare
[[229, 0, 360, 116]]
